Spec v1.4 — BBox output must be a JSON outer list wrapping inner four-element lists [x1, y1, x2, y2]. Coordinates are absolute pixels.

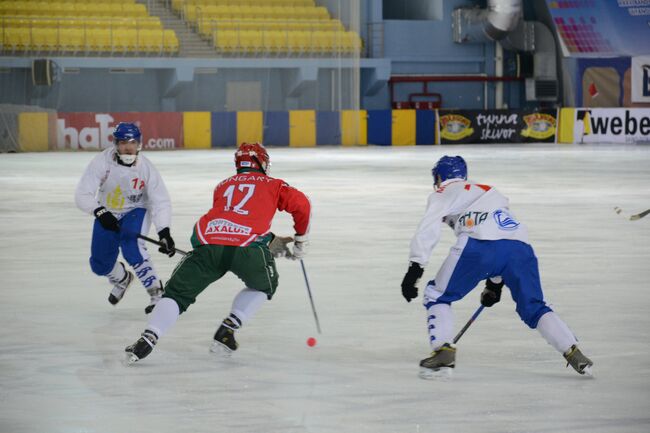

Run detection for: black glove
[[401, 262, 424, 302], [480, 278, 505, 307], [157, 227, 176, 257], [94, 206, 120, 232]]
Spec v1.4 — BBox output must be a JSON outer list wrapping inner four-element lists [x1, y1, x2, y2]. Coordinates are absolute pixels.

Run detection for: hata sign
[[56, 112, 183, 150]]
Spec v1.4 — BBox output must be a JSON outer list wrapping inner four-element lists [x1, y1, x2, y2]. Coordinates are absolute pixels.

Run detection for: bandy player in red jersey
[[125, 143, 311, 363]]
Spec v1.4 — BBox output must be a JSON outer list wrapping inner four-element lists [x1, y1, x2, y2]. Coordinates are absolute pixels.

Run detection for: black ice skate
[[210, 318, 239, 357], [125, 330, 158, 364], [144, 281, 164, 314], [108, 263, 134, 306], [419, 343, 456, 379], [563, 345, 593, 376]]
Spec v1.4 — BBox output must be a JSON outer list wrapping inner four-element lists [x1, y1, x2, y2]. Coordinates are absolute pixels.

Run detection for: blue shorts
[[423, 236, 552, 328], [89, 208, 151, 275]]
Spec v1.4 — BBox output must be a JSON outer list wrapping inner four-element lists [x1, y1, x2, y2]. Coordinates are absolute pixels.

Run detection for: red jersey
[[194, 171, 311, 247]]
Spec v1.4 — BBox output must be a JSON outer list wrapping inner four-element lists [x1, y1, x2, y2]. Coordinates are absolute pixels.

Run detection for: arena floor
[[1, 144, 649, 433]]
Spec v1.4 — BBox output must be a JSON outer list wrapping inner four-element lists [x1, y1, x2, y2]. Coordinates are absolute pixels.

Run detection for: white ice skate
[[108, 265, 134, 306]]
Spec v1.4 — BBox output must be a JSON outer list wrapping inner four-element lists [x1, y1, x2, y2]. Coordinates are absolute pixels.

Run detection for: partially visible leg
[[107, 262, 134, 305], [504, 242, 592, 375], [536, 312, 593, 375], [216, 245, 278, 356], [419, 237, 493, 378], [119, 208, 164, 313], [126, 246, 225, 364], [89, 220, 132, 305], [211, 288, 267, 355], [536, 311, 577, 353]]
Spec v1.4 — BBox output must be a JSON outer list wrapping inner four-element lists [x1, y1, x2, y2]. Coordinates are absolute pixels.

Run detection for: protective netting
[[0, 104, 55, 152], [0, 0, 362, 113]]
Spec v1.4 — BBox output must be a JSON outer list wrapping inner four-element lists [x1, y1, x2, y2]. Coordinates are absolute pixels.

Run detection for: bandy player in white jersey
[[75, 122, 176, 314], [400, 155, 593, 379]]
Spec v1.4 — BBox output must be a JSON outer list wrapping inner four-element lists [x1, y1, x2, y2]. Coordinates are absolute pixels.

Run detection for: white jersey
[[409, 179, 529, 266], [75, 148, 172, 232]]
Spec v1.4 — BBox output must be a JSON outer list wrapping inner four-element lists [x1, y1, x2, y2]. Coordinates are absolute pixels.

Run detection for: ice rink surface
[[1, 144, 649, 433]]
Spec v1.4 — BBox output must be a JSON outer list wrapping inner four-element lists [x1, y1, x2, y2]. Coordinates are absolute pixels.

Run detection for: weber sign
[[575, 108, 650, 144], [631, 56, 650, 104]]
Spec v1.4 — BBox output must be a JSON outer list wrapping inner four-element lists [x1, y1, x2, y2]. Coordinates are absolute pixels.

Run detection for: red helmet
[[235, 142, 270, 173]]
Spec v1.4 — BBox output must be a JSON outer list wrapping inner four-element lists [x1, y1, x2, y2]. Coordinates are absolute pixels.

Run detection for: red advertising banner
[[56, 112, 183, 150]]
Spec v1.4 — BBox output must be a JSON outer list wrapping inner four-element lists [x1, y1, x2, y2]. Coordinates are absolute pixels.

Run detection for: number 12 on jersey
[[223, 184, 256, 215]]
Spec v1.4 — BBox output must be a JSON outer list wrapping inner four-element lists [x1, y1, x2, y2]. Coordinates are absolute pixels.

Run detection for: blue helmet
[[432, 155, 467, 185], [112, 122, 141, 143], [113, 122, 142, 165]]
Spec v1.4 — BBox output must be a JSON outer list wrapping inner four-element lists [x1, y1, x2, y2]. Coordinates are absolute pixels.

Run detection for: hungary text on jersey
[[194, 172, 311, 247]]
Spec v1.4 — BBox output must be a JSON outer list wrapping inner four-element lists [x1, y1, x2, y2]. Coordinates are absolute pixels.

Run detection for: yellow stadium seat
[[196, 19, 210, 38], [136, 29, 155, 52], [132, 4, 148, 17], [329, 30, 344, 54], [108, 4, 123, 16], [86, 28, 112, 51], [73, 4, 91, 16], [30, 28, 51, 51], [216, 29, 238, 53], [6, 27, 31, 51], [286, 31, 301, 54], [5, 18, 20, 27], [59, 27, 85, 51], [113, 28, 134, 52], [185, 5, 199, 22], [200, 4, 218, 18], [163, 29, 179, 53], [264, 29, 283, 54], [141, 18, 162, 29], [60, 3, 76, 15], [95, 4, 113, 16], [225, 5, 241, 19], [238, 30, 253, 53], [347, 31, 362, 54], [315, 7, 329, 19], [46, 27, 60, 50], [313, 30, 330, 54]]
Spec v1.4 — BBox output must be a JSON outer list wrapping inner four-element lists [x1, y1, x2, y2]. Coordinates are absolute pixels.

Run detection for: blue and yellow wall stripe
[[19, 112, 50, 151], [237, 111, 264, 144], [316, 111, 340, 145], [211, 111, 237, 147], [367, 109, 435, 146], [183, 112, 211, 149], [208, 109, 373, 147], [341, 110, 367, 146], [289, 110, 316, 147], [16, 109, 441, 151], [264, 111, 289, 146]]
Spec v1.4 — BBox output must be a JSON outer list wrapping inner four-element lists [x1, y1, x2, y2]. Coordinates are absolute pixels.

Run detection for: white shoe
[[108, 266, 134, 306]]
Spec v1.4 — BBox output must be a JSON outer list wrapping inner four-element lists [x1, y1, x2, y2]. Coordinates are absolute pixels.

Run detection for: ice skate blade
[[124, 353, 140, 365], [581, 366, 594, 377], [209, 341, 234, 358], [419, 366, 453, 380]]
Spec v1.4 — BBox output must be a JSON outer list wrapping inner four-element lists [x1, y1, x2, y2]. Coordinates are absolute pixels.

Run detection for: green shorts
[[163, 243, 279, 313]]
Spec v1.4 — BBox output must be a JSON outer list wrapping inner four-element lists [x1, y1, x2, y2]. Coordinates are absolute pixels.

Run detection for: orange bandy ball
[[307, 337, 317, 347]]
